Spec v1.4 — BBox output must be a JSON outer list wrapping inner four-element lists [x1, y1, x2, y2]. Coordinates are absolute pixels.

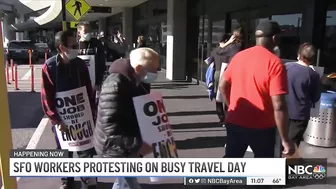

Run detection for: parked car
[[7, 40, 39, 64], [35, 42, 52, 59]]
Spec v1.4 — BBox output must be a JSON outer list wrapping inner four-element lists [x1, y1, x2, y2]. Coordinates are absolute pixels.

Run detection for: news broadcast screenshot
[[0, 9, 333, 189]]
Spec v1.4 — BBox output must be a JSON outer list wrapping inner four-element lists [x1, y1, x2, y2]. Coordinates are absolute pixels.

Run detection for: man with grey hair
[[94, 48, 159, 189]]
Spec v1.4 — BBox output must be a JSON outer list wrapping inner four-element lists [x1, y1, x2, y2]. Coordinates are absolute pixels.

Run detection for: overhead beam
[[0, 3, 13, 12]]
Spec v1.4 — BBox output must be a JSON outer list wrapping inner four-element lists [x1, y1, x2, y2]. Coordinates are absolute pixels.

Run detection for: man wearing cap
[[219, 21, 295, 160]]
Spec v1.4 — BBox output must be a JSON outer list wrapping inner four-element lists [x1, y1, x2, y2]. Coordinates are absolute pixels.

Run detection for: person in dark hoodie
[[211, 27, 244, 124], [41, 30, 97, 189], [77, 22, 106, 106], [94, 48, 159, 189]]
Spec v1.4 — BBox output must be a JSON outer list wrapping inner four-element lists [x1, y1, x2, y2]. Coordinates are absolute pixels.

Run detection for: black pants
[[225, 123, 276, 158], [216, 102, 227, 122], [214, 70, 227, 121], [53, 128, 96, 188], [213, 124, 276, 189], [289, 119, 309, 147]]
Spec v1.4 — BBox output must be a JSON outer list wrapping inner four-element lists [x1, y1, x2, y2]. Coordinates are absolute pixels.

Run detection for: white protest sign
[[216, 62, 229, 102], [309, 65, 324, 117], [133, 92, 178, 182], [55, 86, 94, 151], [133, 92, 178, 158], [78, 55, 95, 88]]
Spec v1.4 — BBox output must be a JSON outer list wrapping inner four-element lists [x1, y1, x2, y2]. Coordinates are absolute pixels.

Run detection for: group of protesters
[[40, 19, 322, 189], [41, 22, 158, 189]]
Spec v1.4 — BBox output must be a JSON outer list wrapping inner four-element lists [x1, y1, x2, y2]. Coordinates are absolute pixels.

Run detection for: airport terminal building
[[2, 0, 336, 81], [105, 0, 336, 81]]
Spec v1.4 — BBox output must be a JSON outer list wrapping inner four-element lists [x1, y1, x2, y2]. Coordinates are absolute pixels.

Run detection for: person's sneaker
[[219, 118, 226, 127], [59, 184, 71, 189], [59, 181, 74, 189]]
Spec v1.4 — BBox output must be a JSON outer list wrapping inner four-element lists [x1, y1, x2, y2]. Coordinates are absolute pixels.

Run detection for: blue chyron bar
[[286, 158, 327, 186]]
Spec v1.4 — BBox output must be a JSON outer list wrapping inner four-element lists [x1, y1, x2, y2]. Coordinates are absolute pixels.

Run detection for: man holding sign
[[41, 30, 97, 189], [94, 48, 159, 189]]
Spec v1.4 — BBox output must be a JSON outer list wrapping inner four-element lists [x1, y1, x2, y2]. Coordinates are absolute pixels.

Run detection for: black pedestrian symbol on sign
[[73, 0, 82, 16]]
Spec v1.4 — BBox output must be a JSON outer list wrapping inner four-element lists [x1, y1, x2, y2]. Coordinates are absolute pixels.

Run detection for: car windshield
[[35, 43, 48, 48], [8, 42, 35, 49]]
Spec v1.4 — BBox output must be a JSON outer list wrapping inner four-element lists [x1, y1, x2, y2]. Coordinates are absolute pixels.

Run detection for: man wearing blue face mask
[[94, 48, 159, 189], [41, 30, 97, 189]]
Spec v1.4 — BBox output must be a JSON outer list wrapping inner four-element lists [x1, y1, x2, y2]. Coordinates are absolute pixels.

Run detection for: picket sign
[[216, 62, 229, 102], [309, 65, 324, 117], [78, 55, 96, 88], [55, 86, 94, 151], [133, 92, 178, 182]]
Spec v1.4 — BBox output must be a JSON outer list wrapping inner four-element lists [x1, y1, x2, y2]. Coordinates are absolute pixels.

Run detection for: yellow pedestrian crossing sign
[[66, 0, 91, 21]]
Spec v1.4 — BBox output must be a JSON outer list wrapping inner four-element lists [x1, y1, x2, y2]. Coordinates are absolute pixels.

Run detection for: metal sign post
[[0, 21, 17, 189], [62, 0, 68, 31]]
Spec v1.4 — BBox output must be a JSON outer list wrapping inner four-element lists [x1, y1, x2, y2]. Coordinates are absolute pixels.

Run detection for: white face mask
[[273, 46, 280, 57], [65, 49, 78, 60], [141, 72, 158, 83], [80, 33, 91, 41]]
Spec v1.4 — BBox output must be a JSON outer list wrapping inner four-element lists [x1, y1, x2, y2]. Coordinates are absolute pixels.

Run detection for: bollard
[[14, 64, 19, 90], [10, 59, 14, 81], [6, 61, 10, 84], [44, 50, 48, 62], [28, 50, 32, 66], [31, 64, 35, 92]]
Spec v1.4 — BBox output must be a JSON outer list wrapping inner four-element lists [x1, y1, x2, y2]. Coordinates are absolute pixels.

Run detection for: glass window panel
[[272, 13, 302, 59], [325, 5, 336, 72], [212, 20, 225, 48]]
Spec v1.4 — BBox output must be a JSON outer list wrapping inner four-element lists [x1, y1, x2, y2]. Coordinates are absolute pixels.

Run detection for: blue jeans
[[225, 123, 277, 158]]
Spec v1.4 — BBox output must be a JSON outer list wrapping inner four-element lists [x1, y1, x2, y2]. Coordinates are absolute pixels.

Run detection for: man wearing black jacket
[[77, 23, 106, 105], [94, 48, 159, 189]]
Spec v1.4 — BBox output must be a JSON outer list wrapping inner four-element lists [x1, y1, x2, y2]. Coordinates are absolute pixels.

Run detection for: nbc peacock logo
[[313, 165, 326, 179]]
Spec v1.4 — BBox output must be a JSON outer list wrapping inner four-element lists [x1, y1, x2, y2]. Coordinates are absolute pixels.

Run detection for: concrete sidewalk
[[17, 71, 336, 189]]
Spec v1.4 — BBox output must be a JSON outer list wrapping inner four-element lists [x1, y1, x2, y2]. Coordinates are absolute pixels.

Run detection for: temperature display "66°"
[[247, 177, 286, 185]]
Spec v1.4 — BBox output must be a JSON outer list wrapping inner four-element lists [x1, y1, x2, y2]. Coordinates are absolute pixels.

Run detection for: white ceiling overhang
[[19, 0, 62, 25], [18, 0, 148, 24]]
